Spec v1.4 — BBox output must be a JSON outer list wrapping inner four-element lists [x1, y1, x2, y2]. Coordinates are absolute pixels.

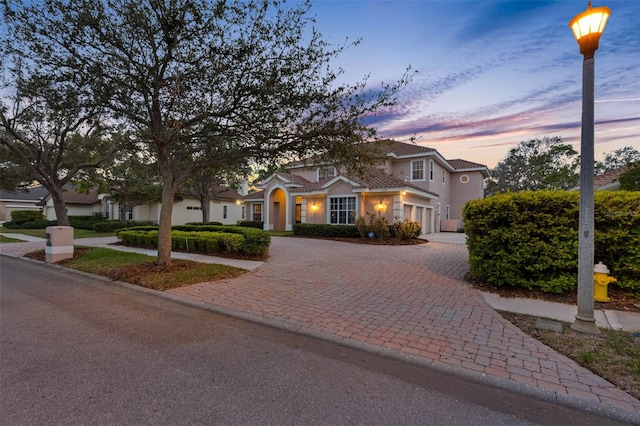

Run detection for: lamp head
[[569, 1, 611, 57]]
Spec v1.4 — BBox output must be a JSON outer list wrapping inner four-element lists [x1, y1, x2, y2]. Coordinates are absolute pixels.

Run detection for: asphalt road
[[0, 256, 632, 425]]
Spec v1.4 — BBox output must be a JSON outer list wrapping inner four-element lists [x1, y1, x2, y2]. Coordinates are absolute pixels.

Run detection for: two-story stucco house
[[243, 140, 489, 235]]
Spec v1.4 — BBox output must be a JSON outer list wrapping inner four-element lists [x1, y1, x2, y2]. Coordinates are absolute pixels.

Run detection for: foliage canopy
[[3, 0, 412, 264]]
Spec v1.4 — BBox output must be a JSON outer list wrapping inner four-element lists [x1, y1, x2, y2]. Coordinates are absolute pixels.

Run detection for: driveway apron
[[169, 236, 640, 413]]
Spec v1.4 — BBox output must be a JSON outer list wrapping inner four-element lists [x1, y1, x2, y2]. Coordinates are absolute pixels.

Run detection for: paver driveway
[[169, 236, 640, 413]]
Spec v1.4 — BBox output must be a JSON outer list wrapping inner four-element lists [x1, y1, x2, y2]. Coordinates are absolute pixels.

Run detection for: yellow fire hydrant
[[594, 261, 616, 303]]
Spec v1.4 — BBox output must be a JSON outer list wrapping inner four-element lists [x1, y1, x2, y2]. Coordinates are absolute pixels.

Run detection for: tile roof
[[448, 159, 488, 170], [243, 190, 265, 200], [373, 140, 437, 157], [62, 188, 101, 205], [594, 165, 630, 188], [289, 168, 438, 197], [0, 186, 49, 201], [275, 172, 312, 186]]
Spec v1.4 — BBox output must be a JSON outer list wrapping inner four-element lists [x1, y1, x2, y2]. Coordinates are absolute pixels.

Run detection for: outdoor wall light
[[376, 202, 385, 212], [310, 203, 318, 211]]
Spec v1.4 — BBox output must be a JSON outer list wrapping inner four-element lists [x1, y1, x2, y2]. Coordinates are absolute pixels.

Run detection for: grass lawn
[[0, 226, 116, 239], [0, 235, 24, 243], [269, 230, 294, 237], [30, 247, 246, 291]]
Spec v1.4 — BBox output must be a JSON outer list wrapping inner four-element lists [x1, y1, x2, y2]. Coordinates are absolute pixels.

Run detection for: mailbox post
[[45, 226, 74, 262]]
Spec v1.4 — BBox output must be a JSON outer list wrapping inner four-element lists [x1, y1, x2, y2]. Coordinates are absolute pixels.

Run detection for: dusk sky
[[310, 0, 640, 168]]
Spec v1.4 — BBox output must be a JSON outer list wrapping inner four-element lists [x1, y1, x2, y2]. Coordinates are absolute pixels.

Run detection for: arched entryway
[[269, 187, 288, 231]]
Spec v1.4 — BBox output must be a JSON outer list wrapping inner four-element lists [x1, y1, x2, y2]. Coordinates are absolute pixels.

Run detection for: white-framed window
[[127, 207, 133, 220], [429, 160, 435, 181], [252, 203, 262, 222], [241, 206, 246, 220], [318, 166, 336, 181], [329, 196, 356, 225], [446, 205, 450, 220], [104, 202, 110, 219], [411, 160, 425, 181], [442, 170, 446, 184], [223, 205, 227, 219]]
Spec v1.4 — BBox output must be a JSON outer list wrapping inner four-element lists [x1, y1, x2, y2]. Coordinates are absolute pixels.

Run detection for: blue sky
[[310, 0, 639, 167]]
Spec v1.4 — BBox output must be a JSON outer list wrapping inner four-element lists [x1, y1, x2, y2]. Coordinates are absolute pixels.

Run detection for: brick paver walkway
[[168, 237, 640, 413], [3, 235, 639, 413]]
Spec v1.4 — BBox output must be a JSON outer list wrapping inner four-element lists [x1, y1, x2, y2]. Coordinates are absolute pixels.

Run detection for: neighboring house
[[103, 187, 246, 225], [0, 186, 49, 222], [41, 184, 246, 225], [571, 165, 630, 191], [41, 187, 103, 220], [244, 140, 489, 234]]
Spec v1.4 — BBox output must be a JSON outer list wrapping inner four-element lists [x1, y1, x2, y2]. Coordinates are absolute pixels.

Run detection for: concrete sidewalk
[[2, 233, 639, 419]]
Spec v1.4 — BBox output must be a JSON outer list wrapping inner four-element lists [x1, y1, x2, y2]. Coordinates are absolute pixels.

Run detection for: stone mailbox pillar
[[45, 226, 74, 263]]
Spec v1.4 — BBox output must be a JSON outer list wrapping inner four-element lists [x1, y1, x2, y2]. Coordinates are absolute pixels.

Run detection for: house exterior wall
[[302, 196, 325, 224], [0, 200, 41, 222], [450, 171, 485, 221], [291, 168, 318, 182], [42, 199, 101, 220], [209, 200, 243, 225]]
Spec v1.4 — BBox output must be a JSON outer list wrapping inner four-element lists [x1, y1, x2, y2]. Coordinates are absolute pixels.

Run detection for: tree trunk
[[157, 183, 176, 266], [200, 197, 210, 223], [120, 202, 129, 226], [49, 187, 70, 226]]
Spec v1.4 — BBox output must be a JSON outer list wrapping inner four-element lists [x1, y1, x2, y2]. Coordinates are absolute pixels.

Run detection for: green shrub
[[463, 190, 640, 295], [93, 220, 156, 233], [120, 225, 270, 257], [391, 219, 421, 240], [3, 219, 56, 229], [293, 223, 360, 238], [185, 221, 223, 226], [118, 230, 159, 248], [172, 224, 270, 257], [10, 210, 45, 224], [236, 220, 264, 229], [171, 231, 245, 254], [368, 212, 390, 240], [120, 228, 256, 257]]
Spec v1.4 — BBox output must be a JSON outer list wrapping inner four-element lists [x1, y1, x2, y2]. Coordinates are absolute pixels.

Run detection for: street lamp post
[[569, 1, 611, 334]]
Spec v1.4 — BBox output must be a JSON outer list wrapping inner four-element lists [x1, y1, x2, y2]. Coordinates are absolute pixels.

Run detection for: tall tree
[[101, 152, 162, 225], [485, 137, 579, 196], [618, 163, 640, 191], [596, 146, 640, 174], [4, 0, 411, 265], [183, 168, 235, 223], [0, 62, 119, 225]]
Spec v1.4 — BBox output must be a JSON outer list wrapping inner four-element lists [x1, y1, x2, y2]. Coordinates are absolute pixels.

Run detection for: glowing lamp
[[569, 1, 611, 56]]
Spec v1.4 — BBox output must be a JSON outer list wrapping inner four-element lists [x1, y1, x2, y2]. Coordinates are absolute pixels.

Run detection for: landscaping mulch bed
[[310, 236, 429, 246]]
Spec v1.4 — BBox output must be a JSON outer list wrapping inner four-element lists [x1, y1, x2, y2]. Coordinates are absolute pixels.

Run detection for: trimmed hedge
[[463, 190, 640, 295], [10, 210, 45, 224], [93, 220, 157, 233], [172, 225, 270, 257], [118, 225, 271, 257], [171, 231, 245, 254], [3, 219, 56, 229], [293, 223, 360, 238], [236, 220, 264, 229], [185, 221, 223, 226]]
